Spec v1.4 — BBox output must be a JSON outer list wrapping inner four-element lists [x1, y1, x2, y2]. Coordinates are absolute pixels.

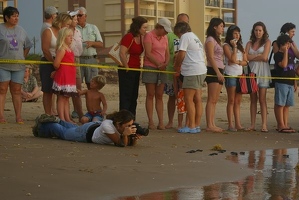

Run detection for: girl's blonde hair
[[56, 27, 73, 50]]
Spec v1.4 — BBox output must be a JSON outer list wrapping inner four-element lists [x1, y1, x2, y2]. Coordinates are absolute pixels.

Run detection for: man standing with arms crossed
[[76, 7, 103, 90]]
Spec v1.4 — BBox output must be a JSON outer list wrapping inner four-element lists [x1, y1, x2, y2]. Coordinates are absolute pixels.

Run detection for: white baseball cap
[[68, 10, 79, 17], [158, 18, 172, 33]]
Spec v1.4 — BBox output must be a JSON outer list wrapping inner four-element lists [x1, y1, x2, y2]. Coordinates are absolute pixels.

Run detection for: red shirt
[[120, 33, 143, 69]]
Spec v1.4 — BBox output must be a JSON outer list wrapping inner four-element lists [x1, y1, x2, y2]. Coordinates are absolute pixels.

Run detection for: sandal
[[0, 119, 7, 124], [178, 126, 190, 133], [16, 119, 24, 124]]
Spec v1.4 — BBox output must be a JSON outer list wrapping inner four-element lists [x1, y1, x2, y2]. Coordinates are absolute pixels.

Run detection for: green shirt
[[166, 33, 179, 81]]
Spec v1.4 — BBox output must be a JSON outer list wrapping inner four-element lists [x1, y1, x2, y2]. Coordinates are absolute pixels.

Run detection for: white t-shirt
[[223, 43, 243, 76], [179, 32, 207, 76], [92, 120, 120, 144]]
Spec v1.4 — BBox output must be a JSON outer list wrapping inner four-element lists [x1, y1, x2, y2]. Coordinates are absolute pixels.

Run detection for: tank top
[[48, 28, 57, 57]]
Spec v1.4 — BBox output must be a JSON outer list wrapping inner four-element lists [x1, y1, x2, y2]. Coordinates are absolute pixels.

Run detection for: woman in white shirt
[[223, 25, 247, 131], [33, 110, 145, 147]]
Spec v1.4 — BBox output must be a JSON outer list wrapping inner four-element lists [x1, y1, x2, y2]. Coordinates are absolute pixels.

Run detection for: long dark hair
[[206, 17, 225, 45], [3, 6, 19, 23], [224, 25, 244, 53], [128, 16, 148, 37], [249, 21, 269, 47], [106, 110, 135, 125], [280, 22, 296, 34]]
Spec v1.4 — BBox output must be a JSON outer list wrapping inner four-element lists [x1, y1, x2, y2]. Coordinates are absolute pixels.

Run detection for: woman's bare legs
[[0, 81, 9, 122], [248, 92, 258, 130], [155, 83, 165, 129], [258, 88, 268, 131], [10, 82, 23, 123], [145, 83, 156, 129], [206, 82, 223, 132]]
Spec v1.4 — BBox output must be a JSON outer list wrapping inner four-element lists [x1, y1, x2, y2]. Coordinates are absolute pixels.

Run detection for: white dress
[[248, 44, 271, 87]]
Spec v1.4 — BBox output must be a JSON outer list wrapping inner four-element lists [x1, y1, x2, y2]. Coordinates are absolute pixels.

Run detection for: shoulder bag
[[108, 38, 134, 66], [236, 65, 258, 94]]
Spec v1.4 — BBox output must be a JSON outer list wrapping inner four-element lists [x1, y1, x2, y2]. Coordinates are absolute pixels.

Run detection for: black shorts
[[205, 67, 224, 85], [39, 57, 55, 93]]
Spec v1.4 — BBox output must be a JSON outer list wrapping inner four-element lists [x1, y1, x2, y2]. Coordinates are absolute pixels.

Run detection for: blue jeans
[[38, 120, 99, 142]]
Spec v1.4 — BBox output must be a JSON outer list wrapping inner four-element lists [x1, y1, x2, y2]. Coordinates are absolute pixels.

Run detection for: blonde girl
[[52, 27, 77, 122]]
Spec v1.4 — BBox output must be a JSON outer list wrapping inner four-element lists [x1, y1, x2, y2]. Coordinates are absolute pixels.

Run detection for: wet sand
[[1, 84, 299, 200]]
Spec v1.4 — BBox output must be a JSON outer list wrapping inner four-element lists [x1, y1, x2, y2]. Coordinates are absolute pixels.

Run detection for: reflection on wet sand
[[117, 148, 299, 200]]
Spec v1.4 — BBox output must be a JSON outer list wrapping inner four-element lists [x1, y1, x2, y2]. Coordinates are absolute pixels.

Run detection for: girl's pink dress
[[52, 50, 77, 97]]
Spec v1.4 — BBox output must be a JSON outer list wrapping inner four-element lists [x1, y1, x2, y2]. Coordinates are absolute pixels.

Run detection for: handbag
[[236, 65, 258, 94], [108, 38, 134, 66]]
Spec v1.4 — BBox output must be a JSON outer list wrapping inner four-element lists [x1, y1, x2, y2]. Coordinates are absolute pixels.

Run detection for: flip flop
[[16, 119, 24, 124], [261, 128, 269, 133], [0, 119, 7, 124], [278, 128, 295, 133]]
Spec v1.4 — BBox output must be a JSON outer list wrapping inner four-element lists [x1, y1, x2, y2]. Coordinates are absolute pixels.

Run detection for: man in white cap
[[40, 6, 58, 35]]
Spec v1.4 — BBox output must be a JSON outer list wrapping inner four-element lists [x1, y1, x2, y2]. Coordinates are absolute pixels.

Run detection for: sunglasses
[[77, 14, 85, 17]]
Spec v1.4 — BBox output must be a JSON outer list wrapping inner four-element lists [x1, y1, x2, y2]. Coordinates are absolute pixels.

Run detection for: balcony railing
[[140, 8, 156, 16], [157, 10, 174, 18], [205, 0, 220, 7], [223, 2, 234, 8], [0, 2, 3, 15], [223, 16, 234, 23], [205, 15, 220, 22], [159, 0, 174, 3]]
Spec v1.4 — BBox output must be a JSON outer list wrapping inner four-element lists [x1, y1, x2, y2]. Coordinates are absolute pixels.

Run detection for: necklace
[[5, 25, 18, 46]]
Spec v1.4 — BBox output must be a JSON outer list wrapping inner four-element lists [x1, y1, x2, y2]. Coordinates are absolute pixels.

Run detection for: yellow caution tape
[[1, 59, 299, 80]]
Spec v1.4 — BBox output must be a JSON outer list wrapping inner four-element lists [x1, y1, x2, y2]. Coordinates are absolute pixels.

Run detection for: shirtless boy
[[78, 75, 107, 124]]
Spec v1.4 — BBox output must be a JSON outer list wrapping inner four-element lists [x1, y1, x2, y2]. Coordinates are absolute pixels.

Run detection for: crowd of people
[[1, 5, 299, 147]]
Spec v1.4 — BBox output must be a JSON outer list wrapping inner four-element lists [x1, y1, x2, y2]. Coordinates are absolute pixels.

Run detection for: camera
[[133, 122, 149, 136]]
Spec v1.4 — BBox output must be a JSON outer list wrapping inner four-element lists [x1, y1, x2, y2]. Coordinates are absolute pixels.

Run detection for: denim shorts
[[225, 74, 238, 87], [274, 82, 294, 106], [84, 112, 103, 122], [0, 68, 25, 84], [164, 80, 174, 96]]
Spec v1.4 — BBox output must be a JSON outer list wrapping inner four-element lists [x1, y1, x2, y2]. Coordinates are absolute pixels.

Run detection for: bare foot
[[206, 127, 223, 133], [157, 124, 165, 130], [165, 123, 173, 129], [148, 123, 156, 130]]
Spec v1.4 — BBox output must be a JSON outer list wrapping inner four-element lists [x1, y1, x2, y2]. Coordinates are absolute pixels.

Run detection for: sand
[[1, 84, 299, 200]]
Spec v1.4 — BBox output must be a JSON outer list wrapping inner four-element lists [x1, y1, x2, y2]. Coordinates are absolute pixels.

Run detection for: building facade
[[0, 0, 18, 22], [43, 0, 237, 62]]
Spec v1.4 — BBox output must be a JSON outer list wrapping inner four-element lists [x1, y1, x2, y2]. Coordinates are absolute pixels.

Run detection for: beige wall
[[42, 0, 236, 46]]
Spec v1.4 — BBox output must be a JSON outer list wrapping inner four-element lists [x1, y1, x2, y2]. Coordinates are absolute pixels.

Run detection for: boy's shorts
[[84, 110, 104, 122], [164, 80, 174, 96], [177, 89, 186, 114], [274, 82, 294, 106]]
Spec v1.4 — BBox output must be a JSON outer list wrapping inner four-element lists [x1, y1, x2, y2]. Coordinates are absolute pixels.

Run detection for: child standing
[[78, 75, 107, 124], [273, 34, 296, 133], [173, 74, 188, 132], [52, 27, 77, 122]]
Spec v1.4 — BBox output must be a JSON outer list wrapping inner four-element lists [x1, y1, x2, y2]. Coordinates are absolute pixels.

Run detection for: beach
[[1, 83, 299, 200]]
